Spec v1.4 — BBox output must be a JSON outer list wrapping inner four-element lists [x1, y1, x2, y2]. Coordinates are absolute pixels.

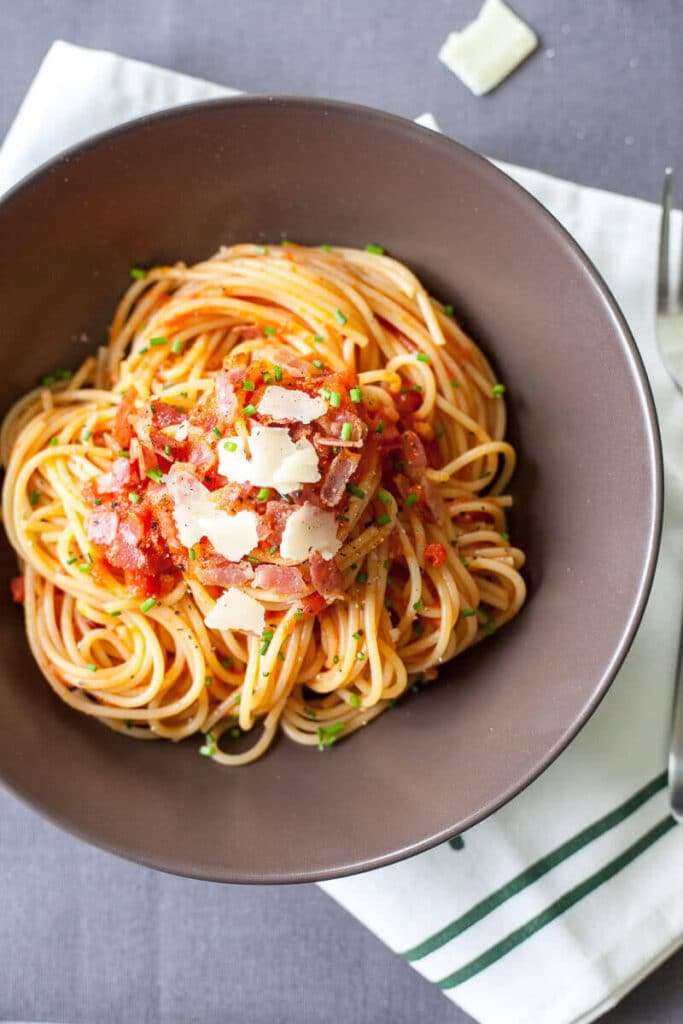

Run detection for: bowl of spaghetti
[[0, 98, 661, 882]]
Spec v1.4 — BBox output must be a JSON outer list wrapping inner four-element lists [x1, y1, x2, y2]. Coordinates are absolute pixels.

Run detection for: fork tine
[[658, 167, 673, 311]]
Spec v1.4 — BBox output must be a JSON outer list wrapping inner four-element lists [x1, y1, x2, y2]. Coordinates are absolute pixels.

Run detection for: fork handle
[[668, 617, 683, 820]]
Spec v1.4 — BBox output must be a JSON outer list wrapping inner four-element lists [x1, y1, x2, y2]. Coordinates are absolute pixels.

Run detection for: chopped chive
[[164, 444, 172, 457], [277, 651, 285, 661], [48, 437, 58, 447], [320, 244, 332, 252], [347, 483, 365, 499], [349, 387, 362, 403], [413, 599, 424, 611], [340, 422, 353, 441], [54, 368, 72, 380], [109, 610, 122, 617], [406, 492, 419, 507], [211, 426, 222, 439], [189, 547, 196, 561], [256, 487, 270, 502], [357, 572, 368, 584], [443, 304, 454, 316], [377, 488, 392, 506], [243, 404, 257, 416], [146, 468, 163, 483], [304, 708, 317, 719], [388, 699, 397, 709], [149, 336, 167, 347], [150, 403, 157, 414], [93, 498, 102, 506], [414, 621, 424, 634], [319, 387, 332, 401], [140, 597, 156, 613], [335, 309, 347, 325], [461, 608, 476, 618], [356, 651, 365, 661], [274, 365, 283, 382], [329, 391, 341, 408], [313, 334, 325, 343], [294, 610, 303, 619], [352, 630, 363, 640], [224, 440, 238, 452], [262, 371, 272, 384], [417, 352, 431, 363], [254, 245, 268, 255], [491, 383, 506, 397], [118, 449, 130, 459], [86, 663, 98, 672], [451, 379, 460, 389], [29, 490, 40, 507], [260, 629, 274, 656], [482, 623, 495, 635], [376, 513, 392, 526], [129, 492, 141, 504], [86, 551, 93, 565], [383, 560, 391, 570], [501, 531, 510, 541], [171, 338, 184, 355], [375, 420, 386, 434], [333, 655, 340, 664], [268, 544, 278, 555], [434, 426, 444, 439], [130, 267, 147, 280], [242, 380, 255, 391], [41, 375, 56, 387], [66, 556, 78, 565], [81, 428, 92, 441], [246, 556, 260, 564], [138, 347, 149, 355], [365, 243, 384, 254], [349, 693, 361, 708], [461, 557, 470, 567], [312, 358, 324, 369], [220, 657, 234, 669], [204, 676, 213, 687]]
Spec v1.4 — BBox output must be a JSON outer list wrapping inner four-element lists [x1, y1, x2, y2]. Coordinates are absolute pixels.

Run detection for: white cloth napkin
[[3, 40, 683, 1024]]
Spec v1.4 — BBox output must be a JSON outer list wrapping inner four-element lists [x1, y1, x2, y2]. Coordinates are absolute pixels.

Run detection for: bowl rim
[[0, 94, 664, 883]]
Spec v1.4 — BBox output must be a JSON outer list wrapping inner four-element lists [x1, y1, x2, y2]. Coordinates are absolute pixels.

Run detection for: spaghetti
[[1, 243, 526, 765]]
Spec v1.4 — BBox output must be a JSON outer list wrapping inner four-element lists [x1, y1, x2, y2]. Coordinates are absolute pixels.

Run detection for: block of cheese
[[439, 0, 538, 96]]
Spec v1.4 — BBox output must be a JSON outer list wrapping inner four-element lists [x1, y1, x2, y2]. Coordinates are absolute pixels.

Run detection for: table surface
[[2, 2, 683, 1023]]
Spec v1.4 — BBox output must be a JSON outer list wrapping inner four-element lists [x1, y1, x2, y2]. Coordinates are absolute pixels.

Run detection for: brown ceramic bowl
[[0, 98, 661, 882]]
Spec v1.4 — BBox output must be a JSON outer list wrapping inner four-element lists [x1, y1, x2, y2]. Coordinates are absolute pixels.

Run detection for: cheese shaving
[[439, 0, 537, 97], [204, 588, 265, 634], [257, 385, 327, 424], [279, 502, 341, 562], [218, 424, 320, 494]]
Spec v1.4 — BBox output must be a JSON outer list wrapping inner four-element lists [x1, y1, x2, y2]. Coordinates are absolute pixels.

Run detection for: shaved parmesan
[[218, 424, 320, 494], [198, 509, 259, 563], [167, 468, 215, 546], [415, 112, 441, 132], [204, 588, 265, 634], [280, 502, 341, 562], [439, 0, 537, 97], [174, 419, 189, 442], [257, 386, 327, 424]]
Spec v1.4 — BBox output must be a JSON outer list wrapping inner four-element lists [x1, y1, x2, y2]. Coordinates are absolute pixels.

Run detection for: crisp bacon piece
[[188, 438, 216, 470], [86, 509, 119, 546], [195, 557, 254, 589], [257, 500, 294, 546], [215, 372, 237, 423], [310, 552, 344, 598], [145, 483, 181, 551], [402, 430, 428, 480], [424, 542, 448, 567], [253, 564, 307, 594], [10, 575, 24, 604], [96, 458, 131, 495], [107, 512, 146, 571], [130, 437, 157, 479], [152, 402, 185, 429], [113, 386, 137, 447], [320, 451, 360, 507], [422, 478, 444, 522]]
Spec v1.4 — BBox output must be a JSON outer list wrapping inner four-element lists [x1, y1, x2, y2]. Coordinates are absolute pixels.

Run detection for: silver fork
[[656, 167, 683, 821]]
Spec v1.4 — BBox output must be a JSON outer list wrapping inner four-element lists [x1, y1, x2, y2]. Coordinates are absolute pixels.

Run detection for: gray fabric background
[[1, 2, 683, 1022]]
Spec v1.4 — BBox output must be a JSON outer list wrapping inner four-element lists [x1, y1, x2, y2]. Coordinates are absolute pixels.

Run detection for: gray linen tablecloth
[[1, 3, 683, 1022]]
